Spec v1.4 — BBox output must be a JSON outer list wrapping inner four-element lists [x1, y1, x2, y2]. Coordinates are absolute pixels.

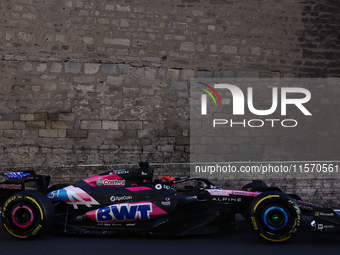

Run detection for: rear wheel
[[1, 191, 54, 239], [249, 191, 301, 242]]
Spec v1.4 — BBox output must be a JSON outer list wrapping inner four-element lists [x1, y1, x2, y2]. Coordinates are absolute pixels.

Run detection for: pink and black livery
[[1, 162, 340, 241]]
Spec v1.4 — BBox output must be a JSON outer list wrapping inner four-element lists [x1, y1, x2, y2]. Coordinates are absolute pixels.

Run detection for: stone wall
[[0, 0, 339, 204]]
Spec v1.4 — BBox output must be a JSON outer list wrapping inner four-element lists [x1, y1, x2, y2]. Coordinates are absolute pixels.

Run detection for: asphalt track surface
[[0, 215, 339, 255]]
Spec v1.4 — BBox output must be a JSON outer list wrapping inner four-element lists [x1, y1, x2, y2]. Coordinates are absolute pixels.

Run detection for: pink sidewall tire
[[1, 191, 55, 239]]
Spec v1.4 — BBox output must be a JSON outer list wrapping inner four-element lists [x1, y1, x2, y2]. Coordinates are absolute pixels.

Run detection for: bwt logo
[[197, 83, 312, 128], [96, 203, 152, 222], [198, 83, 312, 116]]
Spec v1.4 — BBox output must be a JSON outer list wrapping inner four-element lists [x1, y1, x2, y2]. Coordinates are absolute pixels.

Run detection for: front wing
[[312, 208, 340, 233]]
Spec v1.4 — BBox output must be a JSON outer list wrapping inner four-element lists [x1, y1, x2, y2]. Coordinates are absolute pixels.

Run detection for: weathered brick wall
[[0, 0, 339, 204]]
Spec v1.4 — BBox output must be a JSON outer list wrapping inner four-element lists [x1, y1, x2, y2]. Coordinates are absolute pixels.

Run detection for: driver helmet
[[160, 176, 175, 182]]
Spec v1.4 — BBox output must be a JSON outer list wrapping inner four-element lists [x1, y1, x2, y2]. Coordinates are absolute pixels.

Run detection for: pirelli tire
[[241, 183, 253, 191], [249, 191, 301, 242], [1, 191, 55, 239]]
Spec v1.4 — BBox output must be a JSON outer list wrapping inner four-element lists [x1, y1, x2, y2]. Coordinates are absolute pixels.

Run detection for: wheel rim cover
[[263, 206, 288, 231], [11, 205, 34, 228]]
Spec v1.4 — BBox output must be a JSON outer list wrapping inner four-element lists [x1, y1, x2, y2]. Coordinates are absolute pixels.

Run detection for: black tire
[[46, 183, 69, 193], [241, 183, 253, 191], [249, 191, 301, 242], [242, 180, 269, 192], [287, 194, 303, 201], [1, 191, 55, 239]]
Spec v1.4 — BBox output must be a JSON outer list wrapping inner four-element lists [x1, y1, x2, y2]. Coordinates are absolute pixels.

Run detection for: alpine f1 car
[[1, 162, 340, 242]]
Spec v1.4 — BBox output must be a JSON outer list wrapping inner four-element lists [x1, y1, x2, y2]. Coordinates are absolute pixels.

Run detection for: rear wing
[[0, 170, 50, 205], [2, 170, 36, 180]]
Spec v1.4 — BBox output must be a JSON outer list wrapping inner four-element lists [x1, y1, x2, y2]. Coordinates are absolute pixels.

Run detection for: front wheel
[[1, 191, 55, 239], [249, 191, 301, 242]]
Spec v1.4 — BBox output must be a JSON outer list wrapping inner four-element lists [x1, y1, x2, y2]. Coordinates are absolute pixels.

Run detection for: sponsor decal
[[109, 170, 129, 175], [96, 202, 152, 222], [126, 223, 136, 227], [251, 216, 258, 230], [98, 223, 124, 227], [97, 178, 125, 186], [212, 197, 242, 203], [161, 198, 171, 207], [87, 202, 168, 223], [0, 184, 22, 190], [316, 223, 334, 231], [84, 174, 124, 187], [207, 189, 229, 196], [24, 187, 38, 190], [314, 211, 334, 217], [163, 184, 171, 190], [4, 172, 31, 179], [47, 186, 100, 209], [292, 203, 301, 227], [155, 184, 171, 190], [110, 195, 133, 202], [32, 225, 42, 236], [2, 196, 17, 217], [231, 190, 248, 196], [298, 204, 313, 211], [161, 201, 171, 206]]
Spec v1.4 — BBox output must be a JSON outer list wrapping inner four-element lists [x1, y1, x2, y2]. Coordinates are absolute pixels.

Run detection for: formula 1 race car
[[1, 162, 340, 242]]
